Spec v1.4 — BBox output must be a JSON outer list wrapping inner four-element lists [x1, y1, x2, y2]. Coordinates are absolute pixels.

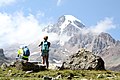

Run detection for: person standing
[[39, 36, 51, 68]]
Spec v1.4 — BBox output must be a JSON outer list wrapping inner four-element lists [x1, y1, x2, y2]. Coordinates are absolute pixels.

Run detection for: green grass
[[0, 67, 120, 80]]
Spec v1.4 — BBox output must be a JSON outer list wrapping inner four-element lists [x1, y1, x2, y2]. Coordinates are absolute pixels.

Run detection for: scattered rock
[[67, 73, 74, 80], [9, 61, 16, 67], [26, 70, 33, 74], [43, 76, 52, 80], [1, 62, 7, 70], [7, 70, 12, 77], [81, 78, 88, 80], [97, 74, 104, 78], [55, 74, 62, 79]]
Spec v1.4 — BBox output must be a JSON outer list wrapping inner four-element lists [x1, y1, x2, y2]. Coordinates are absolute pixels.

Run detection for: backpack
[[23, 47, 30, 56], [41, 41, 49, 53]]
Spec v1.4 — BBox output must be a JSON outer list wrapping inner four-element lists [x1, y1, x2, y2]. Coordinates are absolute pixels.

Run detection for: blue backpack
[[42, 41, 49, 53], [23, 47, 30, 56]]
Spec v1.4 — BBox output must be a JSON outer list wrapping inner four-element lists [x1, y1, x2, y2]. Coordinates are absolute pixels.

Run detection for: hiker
[[17, 46, 24, 60], [39, 36, 51, 68], [22, 46, 30, 62]]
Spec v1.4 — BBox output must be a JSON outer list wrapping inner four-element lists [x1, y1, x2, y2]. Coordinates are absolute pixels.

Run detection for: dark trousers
[[22, 57, 28, 61]]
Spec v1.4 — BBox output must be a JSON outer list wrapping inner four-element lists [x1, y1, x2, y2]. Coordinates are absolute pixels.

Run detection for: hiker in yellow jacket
[[16, 46, 23, 60]]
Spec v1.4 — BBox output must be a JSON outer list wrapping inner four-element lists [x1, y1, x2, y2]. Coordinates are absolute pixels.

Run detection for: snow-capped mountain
[[43, 15, 85, 46], [43, 15, 85, 34], [58, 15, 85, 33], [41, 15, 120, 69], [3, 15, 120, 70]]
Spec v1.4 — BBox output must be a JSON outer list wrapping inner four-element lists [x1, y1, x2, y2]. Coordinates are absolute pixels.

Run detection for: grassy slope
[[0, 67, 120, 80]]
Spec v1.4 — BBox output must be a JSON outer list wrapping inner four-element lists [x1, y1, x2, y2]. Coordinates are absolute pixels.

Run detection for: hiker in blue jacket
[[39, 36, 51, 68], [22, 46, 30, 62]]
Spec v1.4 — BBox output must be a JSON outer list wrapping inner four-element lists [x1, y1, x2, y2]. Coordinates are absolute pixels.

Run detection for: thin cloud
[[90, 17, 116, 34], [57, 0, 62, 6], [0, 12, 48, 47], [0, 11, 116, 48], [0, 0, 16, 7]]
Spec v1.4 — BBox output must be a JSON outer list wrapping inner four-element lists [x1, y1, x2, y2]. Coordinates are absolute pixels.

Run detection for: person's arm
[[48, 42, 51, 47], [38, 42, 43, 47], [17, 50, 20, 57]]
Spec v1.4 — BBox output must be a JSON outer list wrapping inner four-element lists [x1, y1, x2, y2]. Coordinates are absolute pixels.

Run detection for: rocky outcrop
[[61, 49, 105, 70], [0, 49, 6, 58], [0, 49, 8, 65]]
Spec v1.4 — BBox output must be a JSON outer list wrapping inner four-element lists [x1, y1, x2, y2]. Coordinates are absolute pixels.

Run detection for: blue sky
[[0, 0, 120, 47]]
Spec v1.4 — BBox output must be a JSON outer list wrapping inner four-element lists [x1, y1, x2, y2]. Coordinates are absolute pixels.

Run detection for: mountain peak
[[58, 15, 85, 33], [64, 15, 82, 23]]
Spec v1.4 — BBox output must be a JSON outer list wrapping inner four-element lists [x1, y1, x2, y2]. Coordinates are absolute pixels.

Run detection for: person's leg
[[22, 57, 28, 62], [41, 51, 45, 64], [17, 54, 19, 57], [42, 56, 45, 64], [45, 55, 49, 68], [26, 58, 28, 62]]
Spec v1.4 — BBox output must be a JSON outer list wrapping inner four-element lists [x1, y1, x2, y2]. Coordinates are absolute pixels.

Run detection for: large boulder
[[61, 49, 105, 70], [15, 60, 46, 71]]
